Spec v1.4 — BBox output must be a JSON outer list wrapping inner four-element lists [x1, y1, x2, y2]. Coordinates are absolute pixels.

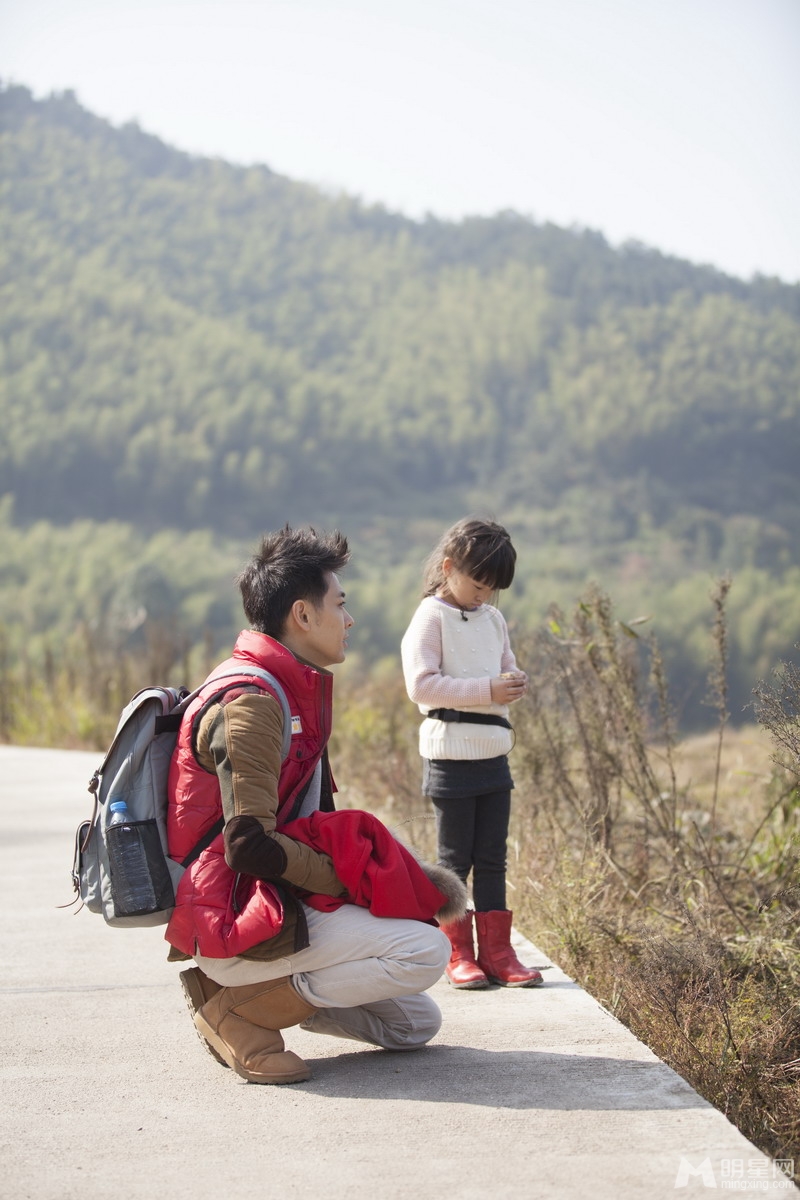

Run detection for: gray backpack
[[69, 667, 291, 928]]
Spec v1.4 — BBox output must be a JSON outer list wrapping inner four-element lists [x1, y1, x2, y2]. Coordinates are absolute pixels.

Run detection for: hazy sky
[[2, 0, 798, 282]]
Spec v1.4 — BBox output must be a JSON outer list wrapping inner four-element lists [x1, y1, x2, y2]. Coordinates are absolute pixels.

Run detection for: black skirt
[[422, 755, 514, 799]]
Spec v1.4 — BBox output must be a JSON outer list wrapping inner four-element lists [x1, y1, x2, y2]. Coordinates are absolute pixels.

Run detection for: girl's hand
[[490, 671, 528, 704]]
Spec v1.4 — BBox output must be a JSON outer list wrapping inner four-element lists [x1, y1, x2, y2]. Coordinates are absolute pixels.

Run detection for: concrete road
[[1, 745, 795, 1199]]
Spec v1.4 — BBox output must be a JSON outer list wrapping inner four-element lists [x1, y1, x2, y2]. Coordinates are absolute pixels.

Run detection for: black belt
[[426, 708, 511, 730]]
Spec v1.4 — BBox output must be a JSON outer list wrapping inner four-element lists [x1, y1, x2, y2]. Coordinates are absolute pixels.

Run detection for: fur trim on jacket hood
[[413, 858, 468, 924]]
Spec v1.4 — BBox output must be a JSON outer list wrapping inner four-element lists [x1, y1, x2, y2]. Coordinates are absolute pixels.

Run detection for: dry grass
[[669, 726, 775, 829]]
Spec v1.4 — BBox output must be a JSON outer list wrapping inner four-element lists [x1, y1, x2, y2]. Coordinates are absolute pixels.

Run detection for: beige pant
[[195, 903, 451, 1051]]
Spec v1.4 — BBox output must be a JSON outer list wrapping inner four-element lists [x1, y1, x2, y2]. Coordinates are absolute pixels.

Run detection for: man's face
[[302, 573, 354, 668]]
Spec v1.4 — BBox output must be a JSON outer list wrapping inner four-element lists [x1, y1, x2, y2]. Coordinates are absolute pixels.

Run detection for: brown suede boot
[[475, 910, 545, 987], [440, 912, 490, 990], [179, 967, 228, 1067], [194, 977, 317, 1084]]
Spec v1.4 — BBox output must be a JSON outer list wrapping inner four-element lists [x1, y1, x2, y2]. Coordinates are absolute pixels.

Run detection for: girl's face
[[439, 558, 494, 610]]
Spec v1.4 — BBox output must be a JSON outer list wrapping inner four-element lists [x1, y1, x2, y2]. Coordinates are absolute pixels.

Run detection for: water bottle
[[106, 800, 157, 915]]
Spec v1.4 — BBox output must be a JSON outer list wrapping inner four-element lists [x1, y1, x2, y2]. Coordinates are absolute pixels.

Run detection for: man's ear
[[288, 598, 312, 632]]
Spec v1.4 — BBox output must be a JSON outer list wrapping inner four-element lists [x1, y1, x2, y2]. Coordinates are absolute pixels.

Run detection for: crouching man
[[165, 526, 461, 1083]]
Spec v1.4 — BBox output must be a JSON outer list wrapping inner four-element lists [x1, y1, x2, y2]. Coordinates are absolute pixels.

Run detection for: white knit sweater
[[401, 595, 517, 760]]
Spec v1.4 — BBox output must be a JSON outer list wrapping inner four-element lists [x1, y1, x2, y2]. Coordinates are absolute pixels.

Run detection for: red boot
[[440, 912, 490, 990], [475, 910, 544, 987]]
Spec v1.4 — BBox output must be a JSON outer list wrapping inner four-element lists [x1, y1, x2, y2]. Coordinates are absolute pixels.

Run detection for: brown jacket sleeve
[[196, 690, 346, 897]]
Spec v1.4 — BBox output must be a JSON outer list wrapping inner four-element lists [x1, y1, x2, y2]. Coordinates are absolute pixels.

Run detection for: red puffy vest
[[164, 630, 333, 958]]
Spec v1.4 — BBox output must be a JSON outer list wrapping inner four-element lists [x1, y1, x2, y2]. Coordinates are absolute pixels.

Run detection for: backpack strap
[[180, 818, 225, 869], [165, 668, 292, 756], [187, 669, 292, 768], [179, 666, 293, 870]]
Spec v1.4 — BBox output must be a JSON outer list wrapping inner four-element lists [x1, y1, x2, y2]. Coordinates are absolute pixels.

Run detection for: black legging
[[429, 789, 511, 912]]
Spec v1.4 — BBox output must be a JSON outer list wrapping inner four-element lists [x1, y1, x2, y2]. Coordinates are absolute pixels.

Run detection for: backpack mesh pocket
[[106, 819, 175, 917]]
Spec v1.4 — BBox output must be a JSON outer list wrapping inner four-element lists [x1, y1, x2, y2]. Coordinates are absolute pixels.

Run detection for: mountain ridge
[[1, 82, 798, 726]]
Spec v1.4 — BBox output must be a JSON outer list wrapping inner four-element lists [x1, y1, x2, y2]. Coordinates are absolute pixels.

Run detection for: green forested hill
[[2, 83, 799, 728]]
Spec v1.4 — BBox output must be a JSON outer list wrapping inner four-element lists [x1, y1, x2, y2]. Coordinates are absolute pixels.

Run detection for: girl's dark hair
[[422, 517, 516, 597], [238, 525, 350, 639]]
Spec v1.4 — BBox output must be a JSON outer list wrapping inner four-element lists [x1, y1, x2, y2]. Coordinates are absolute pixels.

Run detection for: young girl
[[401, 517, 543, 989]]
